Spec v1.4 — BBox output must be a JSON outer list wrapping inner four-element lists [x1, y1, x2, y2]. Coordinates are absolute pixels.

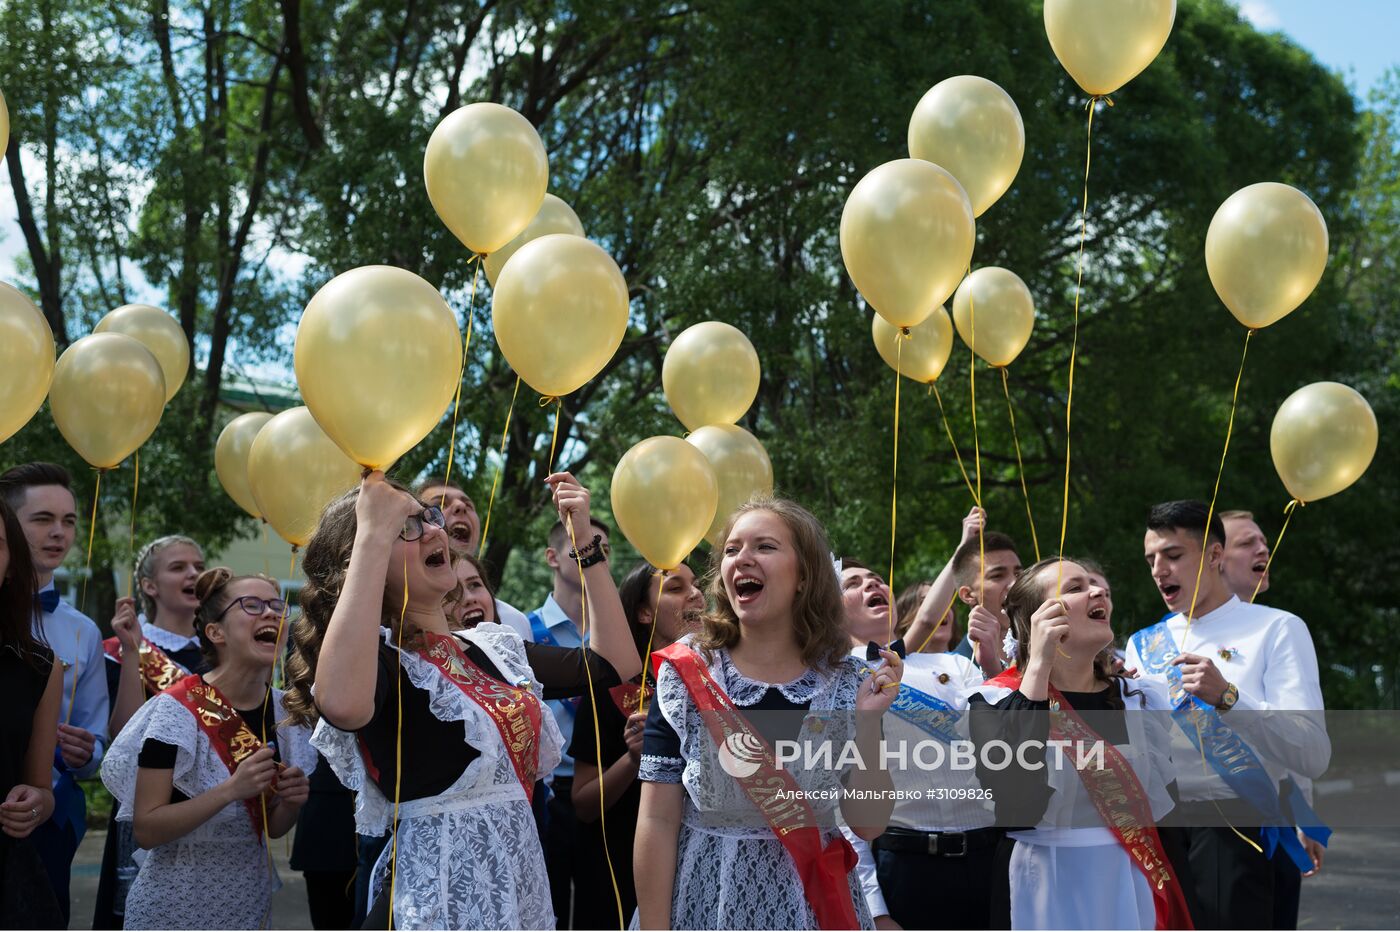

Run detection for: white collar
[[141, 619, 202, 651]]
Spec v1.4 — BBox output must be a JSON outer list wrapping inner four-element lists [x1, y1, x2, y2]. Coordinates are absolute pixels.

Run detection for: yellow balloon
[[1206, 183, 1329, 330], [215, 412, 273, 519], [1270, 382, 1377, 504], [94, 304, 189, 403], [872, 308, 954, 385], [49, 333, 165, 469], [611, 436, 719, 570], [0, 282, 55, 445], [662, 322, 761, 432], [492, 234, 629, 397], [952, 268, 1036, 367], [0, 90, 9, 156], [686, 425, 774, 547], [424, 103, 548, 255], [1044, 0, 1176, 96], [483, 194, 585, 286], [908, 76, 1025, 217], [247, 406, 362, 548], [840, 159, 975, 329], [294, 266, 462, 470]]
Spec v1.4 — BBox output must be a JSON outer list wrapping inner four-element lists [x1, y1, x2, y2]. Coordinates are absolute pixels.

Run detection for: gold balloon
[[247, 406, 362, 548], [1270, 382, 1377, 504], [49, 333, 165, 469], [0, 282, 55, 445], [424, 103, 549, 255], [663, 322, 761, 432], [611, 436, 719, 570], [295, 266, 462, 470], [686, 424, 774, 547], [872, 308, 954, 385], [215, 412, 273, 519], [840, 159, 975, 329], [908, 76, 1025, 217], [1044, 0, 1176, 96], [492, 234, 629, 397], [952, 268, 1036, 367], [483, 194, 585, 286], [1206, 183, 1329, 330], [94, 304, 189, 402], [0, 90, 9, 156]]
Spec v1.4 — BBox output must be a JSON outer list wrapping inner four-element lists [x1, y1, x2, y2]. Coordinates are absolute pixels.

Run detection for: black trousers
[[1167, 802, 1275, 930], [875, 837, 998, 930], [1271, 847, 1302, 930], [304, 870, 357, 930], [545, 778, 578, 929]]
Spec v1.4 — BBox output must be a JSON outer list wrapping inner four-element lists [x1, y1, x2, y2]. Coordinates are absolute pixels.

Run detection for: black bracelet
[[569, 534, 606, 568]]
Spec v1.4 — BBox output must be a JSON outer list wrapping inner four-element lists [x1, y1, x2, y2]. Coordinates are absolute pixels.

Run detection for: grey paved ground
[[67, 824, 1400, 930]]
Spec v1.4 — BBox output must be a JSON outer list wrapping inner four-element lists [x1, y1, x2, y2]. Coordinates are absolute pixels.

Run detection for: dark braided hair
[[193, 567, 280, 670]]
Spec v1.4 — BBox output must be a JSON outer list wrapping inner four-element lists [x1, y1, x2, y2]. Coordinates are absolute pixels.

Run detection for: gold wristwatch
[[1218, 683, 1239, 712]]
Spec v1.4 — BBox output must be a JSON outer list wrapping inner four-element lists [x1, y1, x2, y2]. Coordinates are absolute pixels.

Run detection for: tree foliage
[[1, 0, 1393, 706]]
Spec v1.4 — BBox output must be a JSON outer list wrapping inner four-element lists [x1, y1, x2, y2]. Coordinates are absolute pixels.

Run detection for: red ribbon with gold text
[[166, 673, 273, 839], [653, 643, 859, 931], [986, 668, 1194, 930], [104, 636, 188, 696], [417, 632, 543, 802]]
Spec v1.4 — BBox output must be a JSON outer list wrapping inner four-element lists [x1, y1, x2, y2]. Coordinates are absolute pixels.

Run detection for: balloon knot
[[899, 327, 911, 337], [538, 395, 559, 408]]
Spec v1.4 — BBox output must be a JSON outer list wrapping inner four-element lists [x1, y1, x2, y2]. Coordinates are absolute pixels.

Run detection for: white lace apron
[[99, 688, 316, 930], [312, 622, 564, 930]]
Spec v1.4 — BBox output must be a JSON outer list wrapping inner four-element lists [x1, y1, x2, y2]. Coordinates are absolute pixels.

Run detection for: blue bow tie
[[37, 588, 61, 614]]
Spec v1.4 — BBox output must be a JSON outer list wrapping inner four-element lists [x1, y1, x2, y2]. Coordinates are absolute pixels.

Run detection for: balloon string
[[546, 396, 563, 474], [887, 330, 905, 644], [126, 450, 140, 598], [387, 552, 409, 930], [914, 590, 960, 654], [71, 469, 103, 725], [930, 383, 979, 505], [1000, 367, 1040, 562], [637, 568, 667, 714], [441, 254, 483, 499], [1056, 95, 1109, 598], [1184, 328, 1254, 639], [561, 509, 623, 927], [1251, 500, 1300, 604], [478, 376, 522, 556]]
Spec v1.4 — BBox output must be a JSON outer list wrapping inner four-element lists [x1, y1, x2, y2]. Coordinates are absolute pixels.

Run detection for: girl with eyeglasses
[[283, 470, 642, 930], [93, 535, 207, 929], [100, 567, 316, 929]]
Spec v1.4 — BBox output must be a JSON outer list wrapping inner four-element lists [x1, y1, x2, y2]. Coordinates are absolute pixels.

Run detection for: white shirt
[[845, 651, 994, 920], [494, 598, 533, 643], [1124, 595, 1329, 801]]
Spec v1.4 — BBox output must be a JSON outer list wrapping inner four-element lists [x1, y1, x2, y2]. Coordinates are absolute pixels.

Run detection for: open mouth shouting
[[461, 605, 486, 628], [1158, 581, 1183, 605], [1251, 560, 1268, 576], [733, 574, 765, 604], [1087, 604, 1109, 622], [865, 590, 889, 614], [448, 524, 472, 545], [424, 546, 449, 569], [252, 621, 282, 647]]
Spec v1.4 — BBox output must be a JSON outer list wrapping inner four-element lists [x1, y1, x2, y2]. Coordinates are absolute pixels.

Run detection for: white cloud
[[1238, 0, 1283, 29]]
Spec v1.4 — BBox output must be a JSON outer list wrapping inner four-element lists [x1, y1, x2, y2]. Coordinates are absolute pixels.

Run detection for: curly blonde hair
[[693, 497, 851, 671]]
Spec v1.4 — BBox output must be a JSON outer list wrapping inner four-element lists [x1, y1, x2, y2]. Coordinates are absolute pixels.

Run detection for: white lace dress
[[312, 623, 564, 930], [637, 640, 875, 931], [99, 687, 315, 930]]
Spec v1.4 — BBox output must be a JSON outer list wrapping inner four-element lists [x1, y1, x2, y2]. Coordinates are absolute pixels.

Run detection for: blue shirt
[[34, 581, 110, 784], [528, 594, 584, 780]]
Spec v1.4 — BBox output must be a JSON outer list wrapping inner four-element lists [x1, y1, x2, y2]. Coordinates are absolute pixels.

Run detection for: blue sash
[[1132, 621, 1329, 871], [527, 610, 561, 648], [887, 683, 963, 745]]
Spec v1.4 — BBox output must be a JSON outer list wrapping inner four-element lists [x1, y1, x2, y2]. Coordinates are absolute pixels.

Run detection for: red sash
[[104, 636, 188, 695], [653, 643, 859, 931], [986, 669, 1194, 930], [417, 632, 543, 802], [609, 681, 643, 717], [166, 674, 273, 838]]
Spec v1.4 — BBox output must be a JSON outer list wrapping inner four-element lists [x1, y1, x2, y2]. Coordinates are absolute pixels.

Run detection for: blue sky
[[1237, 0, 1398, 96]]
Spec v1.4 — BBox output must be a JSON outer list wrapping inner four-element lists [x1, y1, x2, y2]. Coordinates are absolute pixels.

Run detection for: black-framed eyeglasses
[[215, 596, 287, 620], [400, 505, 447, 542]]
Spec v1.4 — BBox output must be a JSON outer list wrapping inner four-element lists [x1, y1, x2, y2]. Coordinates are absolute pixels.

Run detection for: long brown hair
[[285, 482, 441, 727], [0, 497, 48, 670], [694, 497, 850, 670], [1002, 557, 1134, 710]]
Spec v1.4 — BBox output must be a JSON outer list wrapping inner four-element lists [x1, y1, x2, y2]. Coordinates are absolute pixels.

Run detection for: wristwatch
[[1218, 683, 1239, 713]]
